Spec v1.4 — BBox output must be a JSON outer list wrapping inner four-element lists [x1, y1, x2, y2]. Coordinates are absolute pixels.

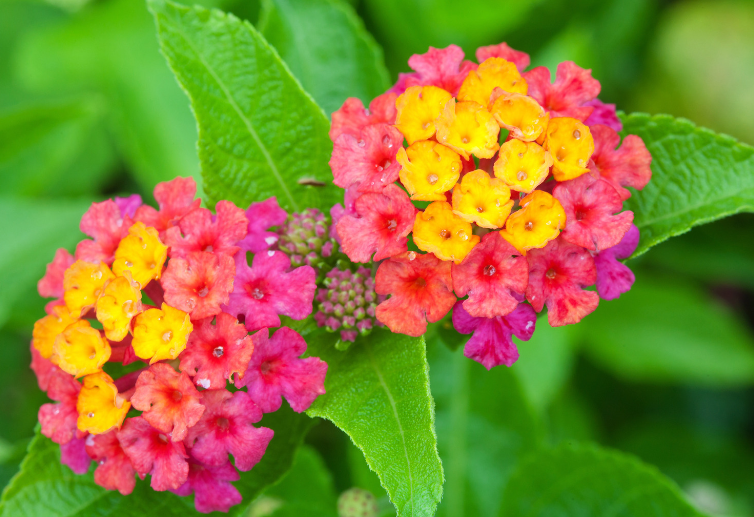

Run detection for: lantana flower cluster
[[31, 177, 328, 513], [329, 43, 652, 370]]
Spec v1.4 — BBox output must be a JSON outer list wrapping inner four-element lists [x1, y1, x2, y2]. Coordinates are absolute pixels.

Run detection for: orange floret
[[452, 170, 514, 229], [394, 85, 453, 145], [545, 117, 594, 181], [458, 58, 527, 106], [63, 260, 115, 317], [53, 319, 111, 378], [397, 140, 462, 201], [95, 272, 143, 342], [489, 91, 549, 142], [413, 201, 480, 263], [435, 99, 499, 159], [494, 139, 553, 193], [132, 303, 193, 364], [500, 191, 566, 254], [112, 222, 168, 288], [77, 371, 130, 434], [32, 305, 79, 360]]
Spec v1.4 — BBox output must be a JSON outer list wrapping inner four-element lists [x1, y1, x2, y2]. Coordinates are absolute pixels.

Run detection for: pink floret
[[39, 369, 81, 445], [114, 194, 143, 219], [75, 199, 131, 264], [237, 197, 288, 253], [165, 201, 248, 259], [223, 250, 316, 332], [38, 248, 75, 301], [162, 251, 235, 320], [595, 224, 640, 300], [330, 93, 398, 141], [86, 430, 137, 495], [582, 99, 622, 132], [60, 436, 91, 475], [390, 45, 477, 96], [118, 416, 189, 491], [185, 390, 273, 471], [524, 61, 601, 121], [171, 459, 242, 514], [30, 343, 58, 391], [526, 237, 599, 327], [452, 232, 528, 319], [135, 177, 201, 235], [553, 173, 634, 251], [235, 327, 327, 413], [330, 123, 404, 193], [476, 42, 530, 71], [452, 301, 536, 370], [590, 124, 652, 201]]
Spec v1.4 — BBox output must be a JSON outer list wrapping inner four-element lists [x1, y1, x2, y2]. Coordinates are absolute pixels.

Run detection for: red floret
[[39, 368, 81, 445], [75, 199, 131, 264], [390, 45, 477, 96], [330, 123, 404, 193], [476, 42, 530, 71], [330, 92, 398, 141], [86, 430, 137, 495], [523, 61, 601, 120], [165, 201, 248, 259], [170, 459, 242, 514], [589, 124, 652, 200], [162, 251, 235, 320], [135, 177, 201, 235]]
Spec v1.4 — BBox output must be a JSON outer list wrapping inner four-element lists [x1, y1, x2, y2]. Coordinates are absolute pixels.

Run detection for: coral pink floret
[[186, 390, 273, 471], [330, 93, 398, 141], [162, 251, 235, 320], [554, 174, 634, 251], [595, 224, 640, 300], [135, 177, 201, 234], [336, 184, 416, 263], [223, 250, 316, 332], [237, 198, 288, 254], [86, 430, 137, 495], [590, 124, 652, 201], [452, 301, 537, 369], [375, 252, 456, 336], [526, 237, 599, 327], [452, 232, 528, 318], [235, 327, 327, 414], [330, 123, 404, 193], [118, 416, 189, 491], [76, 199, 132, 264], [39, 368, 81, 445], [171, 459, 242, 514], [523, 61, 601, 120], [165, 201, 248, 259], [60, 437, 91, 475], [390, 45, 478, 96], [180, 313, 255, 390], [130, 364, 205, 442], [38, 248, 75, 300], [476, 42, 530, 71], [30, 342, 58, 391]]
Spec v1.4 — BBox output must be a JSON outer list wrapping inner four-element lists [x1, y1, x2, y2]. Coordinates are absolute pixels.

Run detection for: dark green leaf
[[498, 442, 707, 517], [622, 113, 754, 257], [258, 0, 390, 116], [304, 326, 443, 517], [149, 0, 340, 212]]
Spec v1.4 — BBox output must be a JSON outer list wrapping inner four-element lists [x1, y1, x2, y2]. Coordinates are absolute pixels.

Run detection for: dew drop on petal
[[252, 288, 264, 300], [357, 139, 365, 147], [212, 346, 224, 358]]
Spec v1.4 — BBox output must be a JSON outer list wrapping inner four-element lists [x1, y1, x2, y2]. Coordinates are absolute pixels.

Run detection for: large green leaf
[[304, 326, 444, 517], [622, 113, 754, 257], [428, 340, 543, 517], [497, 442, 707, 517], [149, 0, 340, 213], [0, 406, 312, 516], [258, 0, 389, 117], [582, 272, 754, 386]]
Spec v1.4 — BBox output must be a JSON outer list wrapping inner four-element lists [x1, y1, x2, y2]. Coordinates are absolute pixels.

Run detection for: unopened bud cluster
[[277, 208, 338, 270]]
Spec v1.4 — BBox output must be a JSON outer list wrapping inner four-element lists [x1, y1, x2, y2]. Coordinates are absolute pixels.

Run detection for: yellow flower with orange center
[[132, 303, 193, 364], [77, 371, 131, 434], [489, 92, 549, 142], [413, 201, 480, 263], [397, 140, 462, 201], [435, 99, 500, 159], [394, 86, 453, 145], [112, 222, 168, 288], [494, 139, 553, 193], [458, 57, 528, 107], [452, 170, 514, 229], [32, 305, 78, 360], [500, 191, 566, 254], [53, 319, 111, 378], [95, 272, 143, 342], [63, 260, 115, 317], [545, 117, 594, 181]]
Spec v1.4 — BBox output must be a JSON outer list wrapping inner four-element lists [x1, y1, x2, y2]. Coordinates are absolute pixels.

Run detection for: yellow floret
[[412, 201, 480, 264], [500, 191, 566, 254], [53, 319, 112, 378], [397, 141, 462, 201], [545, 117, 594, 181], [64, 260, 115, 317], [77, 371, 131, 435], [394, 86, 453, 145], [32, 305, 79, 360], [95, 272, 143, 342], [457, 58, 527, 106], [452, 170, 514, 229], [112, 222, 168, 288], [494, 139, 553, 193], [132, 303, 193, 364], [435, 99, 500, 159], [489, 91, 549, 142]]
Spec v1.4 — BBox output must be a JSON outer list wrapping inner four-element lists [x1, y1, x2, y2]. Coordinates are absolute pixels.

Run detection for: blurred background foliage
[[1, 0, 754, 515]]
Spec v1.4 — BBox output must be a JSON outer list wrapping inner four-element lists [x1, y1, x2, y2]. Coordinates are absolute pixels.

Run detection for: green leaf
[[304, 326, 444, 517], [621, 113, 754, 257], [258, 0, 390, 117], [582, 272, 754, 386], [0, 99, 115, 198], [497, 442, 707, 517], [428, 341, 543, 517], [0, 406, 313, 516], [149, 0, 340, 213]]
